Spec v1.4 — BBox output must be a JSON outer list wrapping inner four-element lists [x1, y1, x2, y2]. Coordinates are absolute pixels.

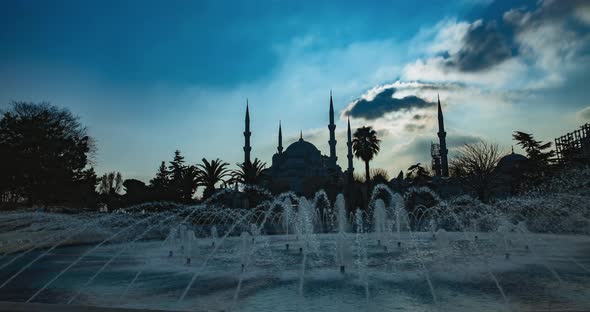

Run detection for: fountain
[[0, 184, 588, 311]]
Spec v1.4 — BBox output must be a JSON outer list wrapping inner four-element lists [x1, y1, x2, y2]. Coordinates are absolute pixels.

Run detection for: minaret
[[243, 100, 251, 164], [277, 121, 283, 154], [328, 90, 337, 163], [437, 95, 449, 177], [346, 117, 354, 176]]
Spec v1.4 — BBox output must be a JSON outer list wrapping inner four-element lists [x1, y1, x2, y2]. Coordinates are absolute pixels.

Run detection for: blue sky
[[1, 0, 589, 182]]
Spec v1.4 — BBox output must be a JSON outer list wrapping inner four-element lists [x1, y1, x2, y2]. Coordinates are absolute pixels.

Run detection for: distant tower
[[437, 95, 449, 177], [277, 121, 283, 154], [347, 117, 354, 177], [244, 100, 251, 164], [431, 142, 442, 176], [328, 90, 337, 164]]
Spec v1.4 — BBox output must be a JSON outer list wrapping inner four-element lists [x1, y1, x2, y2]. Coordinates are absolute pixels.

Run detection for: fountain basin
[[0, 232, 588, 311]]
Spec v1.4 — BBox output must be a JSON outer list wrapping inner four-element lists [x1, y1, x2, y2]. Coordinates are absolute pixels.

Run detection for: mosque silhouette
[[240, 92, 450, 193]]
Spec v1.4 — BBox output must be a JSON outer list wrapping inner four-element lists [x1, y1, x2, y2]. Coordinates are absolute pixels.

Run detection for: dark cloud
[[404, 123, 426, 132], [443, 0, 590, 73], [344, 88, 434, 120], [504, 0, 590, 31], [444, 21, 512, 72]]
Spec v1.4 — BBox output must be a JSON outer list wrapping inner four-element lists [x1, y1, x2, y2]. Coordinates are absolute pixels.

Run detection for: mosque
[[239, 91, 534, 198], [242, 93, 352, 193], [240, 92, 457, 194]]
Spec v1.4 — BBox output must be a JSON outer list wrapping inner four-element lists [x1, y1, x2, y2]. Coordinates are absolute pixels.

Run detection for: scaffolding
[[431, 142, 442, 176], [554, 123, 590, 164]]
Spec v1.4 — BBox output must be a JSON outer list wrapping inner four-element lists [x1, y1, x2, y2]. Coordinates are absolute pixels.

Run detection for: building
[[496, 147, 528, 174], [431, 142, 441, 176], [243, 92, 352, 193], [433, 95, 449, 177], [555, 123, 590, 164]]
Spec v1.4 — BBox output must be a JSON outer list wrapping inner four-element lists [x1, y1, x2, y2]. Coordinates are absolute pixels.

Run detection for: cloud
[[404, 123, 426, 133], [504, 0, 590, 28], [443, 20, 512, 72], [503, 0, 590, 89], [404, 1, 590, 91], [341, 81, 445, 120], [343, 87, 434, 120], [578, 106, 590, 121]]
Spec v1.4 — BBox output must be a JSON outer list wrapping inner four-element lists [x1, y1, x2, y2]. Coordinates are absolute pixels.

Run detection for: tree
[[352, 126, 381, 183], [167, 150, 197, 202], [98, 172, 123, 208], [149, 161, 170, 200], [180, 165, 198, 203], [370, 168, 390, 185], [196, 158, 230, 199], [450, 141, 503, 202], [146, 151, 199, 203], [0, 101, 94, 205], [98, 172, 123, 196], [68, 166, 98, 209], [122, 179, 149, 206], [407, 163, 430, 182], [230, 158, 267, 186], [512, 131, 555, 168]]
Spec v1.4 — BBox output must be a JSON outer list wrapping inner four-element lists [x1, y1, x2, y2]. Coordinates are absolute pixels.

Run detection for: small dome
[[497, 152, 528, 171]]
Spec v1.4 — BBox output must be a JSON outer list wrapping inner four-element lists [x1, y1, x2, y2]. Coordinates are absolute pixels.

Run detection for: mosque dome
[[284, 138, 321, 157], [497, 151, 528, 172]]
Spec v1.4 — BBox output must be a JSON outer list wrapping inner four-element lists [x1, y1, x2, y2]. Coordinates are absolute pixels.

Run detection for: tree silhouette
[[98, 171, 123, 208], [407, 163, 430, 182], [122, 179, 149, 206], [167, 150, 197, 202], [168, 150, 186, 185], [68, 166, 98, 209], [149, 161, 170, 200], [196, 158, 230, 199], [450, 141, 503, 202], [0, 101, 94, 205], [231, 158, 267, 186], [512, 131, 555, 168], [370, 168, 390, 185], [352, 126, 381, 182], [98, 172, 123, 195], [180, 165, 198, 203]]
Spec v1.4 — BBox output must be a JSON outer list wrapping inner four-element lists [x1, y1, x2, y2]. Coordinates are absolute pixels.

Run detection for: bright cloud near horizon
[[1, 0, 589, 182]]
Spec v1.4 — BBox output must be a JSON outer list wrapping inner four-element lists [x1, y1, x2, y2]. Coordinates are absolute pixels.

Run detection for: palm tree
[[195, 158, 230, 199], [98, 172, 123, 196], [230, 158, 267, 186], [98, 171, 123, 209], [181, 165, 199, 203], [352, 126, 381, 182], [370, 168, 390, 185]]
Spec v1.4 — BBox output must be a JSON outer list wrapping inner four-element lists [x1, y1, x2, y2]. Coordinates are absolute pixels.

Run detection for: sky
[[1, 0, 589, 182]]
